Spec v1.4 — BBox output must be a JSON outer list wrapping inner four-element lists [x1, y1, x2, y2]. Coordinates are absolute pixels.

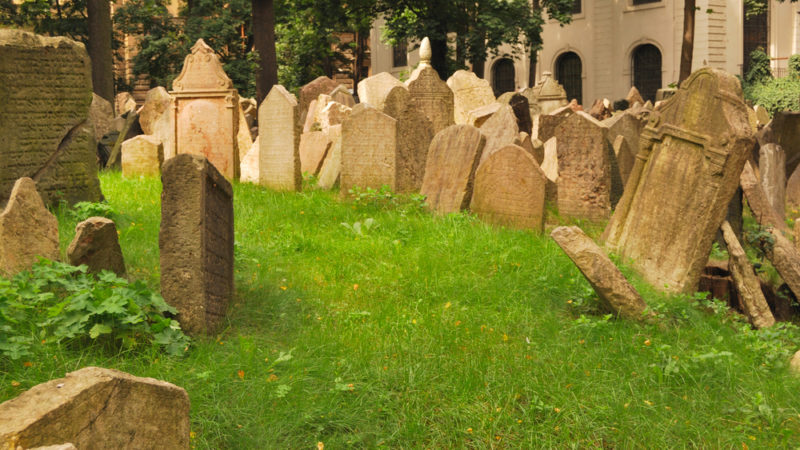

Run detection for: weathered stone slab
[[171, 39, 240, 180], [720, 220, 774, 328], [396, 104, 435, 192], [770, 112, 800, 178], [299, 131, 331, 176], [754, 105, 770, 128], [786, 163, 800, 211], [340, 105, 397, 194], [625, 86, 645, 107], [589, 98, 613, 121], [106, 110, 142, 169], [240, 135, 259, 184], [258, 84, 301, 191], [528, 72, 567, 115], [603, 111, 644, 185], [0, 29, 102, 206], [138, 87, 175, 160], [420, 124, 485, 214], [121, 135, 163, 177], [317, 99, 352, 133], [67, 217, 126, 276], [236, 99, 252, 163], [551, 226, 647, 320], [356, 72, 406, 112], [317, 125, 342, 189], [533, 106, 572, 143], [89, 93, 114, 143], [115, 92, 136, 115], [329, 84, 355, 107], [471, 144, 546, 231], [0, 366, 190, 449], [554, 111, 617, 221], [604, 67, 754, 294], [741, 160, 790, 234], [299, 76, 340, 125], [611, 135, 635, 187], [478, 104, 519, 164], [160, 154, 233, 335], [515, 132, 543, 165], [467, 102, 502, 128], [0, 178, 59, 275], [759, 143, 786, 220], [763, 227, 800, 301], [406, 38, 454, 134], [447, 70, 495, 125]]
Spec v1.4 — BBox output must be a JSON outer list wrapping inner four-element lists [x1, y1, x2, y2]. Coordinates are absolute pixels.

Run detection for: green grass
[[3, 171, 800, 448]]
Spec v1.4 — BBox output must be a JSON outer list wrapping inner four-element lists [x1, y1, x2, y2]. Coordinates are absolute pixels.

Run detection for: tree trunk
[[353, 30, 368, 89], [252, 0, 278, 106], [473, 57, 485, 78], [86, 0, 114, 104], [430, 36, 449, 80], [679, 0, 696, 84], [528, 0, 540, 87]]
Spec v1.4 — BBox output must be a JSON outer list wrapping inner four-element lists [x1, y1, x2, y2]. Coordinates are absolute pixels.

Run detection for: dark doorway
[[743, 2, 768, 75], [492, 58, 516, 96], [632, 44, 662, 103], [555, 51, 582, 105]]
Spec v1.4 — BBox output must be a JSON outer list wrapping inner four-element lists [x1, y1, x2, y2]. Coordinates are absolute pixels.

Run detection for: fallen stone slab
[[720, 221, 775, 328], [551, 226, 647, 320], [762, 227, 800, 301], [0, 366, 190, 449]]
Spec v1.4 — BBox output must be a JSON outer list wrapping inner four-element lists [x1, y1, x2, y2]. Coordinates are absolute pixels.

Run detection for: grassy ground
[[3, 171, 800, 448]]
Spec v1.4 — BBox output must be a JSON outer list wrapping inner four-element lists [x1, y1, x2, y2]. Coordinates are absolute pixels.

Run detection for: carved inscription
[[407, 67, 455, 134], [341, 105, 397, 194], [259, 85, 301, 191]]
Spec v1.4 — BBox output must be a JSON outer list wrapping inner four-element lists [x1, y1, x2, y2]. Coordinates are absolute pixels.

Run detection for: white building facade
[[371, 0, 800, 105]]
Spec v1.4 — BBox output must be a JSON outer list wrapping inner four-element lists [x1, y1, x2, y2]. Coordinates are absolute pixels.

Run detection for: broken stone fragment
[[720, 221, 775, 328], [67, 217, 126, 277], [0, 177, 59, 276]]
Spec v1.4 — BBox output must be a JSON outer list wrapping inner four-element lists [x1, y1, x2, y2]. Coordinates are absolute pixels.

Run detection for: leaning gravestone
[[340, 104, 397, 194], [478, 104, 519, 164], [0, 177, 59, 276], [299, 130, 331, 176], [121, 135, 164, 177], [395, 103, 435, 192], [330, 84, 355, 108], [467, 102, 502, 128], [317, 125, 343, 189], [138, 87, 175, 160], [357, 72, 406, 113], [299, 76, 340, 125], [759, 143, 786, 220], [170, 39, 240, 180], [0, 366, 190, 449], [406, 38, 455, 134], [447, 70, 495, 125], [89, 93, 114, 143], [420, 124, 486, 214], [0, 29, 102, 206], [160, 154, 233, 335], [67, 217, 126, 276], [470, 144, 546, 231], [554, 111, 618, 221], [603, 111, 645, 185], [604, 67, 754, 294], [258, 84, 301, 191], [786, 164, 800, 211]]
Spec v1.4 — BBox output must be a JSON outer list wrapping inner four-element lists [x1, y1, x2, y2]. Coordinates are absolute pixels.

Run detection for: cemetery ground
[[3, 173, 800, 448]]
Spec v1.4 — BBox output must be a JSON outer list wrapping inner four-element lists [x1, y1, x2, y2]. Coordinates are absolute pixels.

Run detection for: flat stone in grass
[[551, 226, 647, 320], [470, 144, 546, 231], [420, 124, 486, 214], [0, 177, 59, 276], [67, 217, 126, 276], [121, 135, 163, 177], [0, 366, 190, 449], [258, 84, 301, 191], [160, 154, 233, 335]]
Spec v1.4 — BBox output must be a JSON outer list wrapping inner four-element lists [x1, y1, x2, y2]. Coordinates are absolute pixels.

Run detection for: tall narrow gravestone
[[170, 39, 240, 180], [0, 29, 102, 206], [160, 154, 233, 335], [340, 105, 397, 194], [258, 85, 301, 191], [406, 38, 455, 134], [604, 68, 754, 294]]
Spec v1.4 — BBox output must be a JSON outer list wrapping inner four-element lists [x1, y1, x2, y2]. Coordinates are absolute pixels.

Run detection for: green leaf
[[89, 323, 113, 339]]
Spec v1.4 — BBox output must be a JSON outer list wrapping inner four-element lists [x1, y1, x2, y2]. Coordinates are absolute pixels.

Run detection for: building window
[[632, 44, 662, 103], [571, 0, 581, 14], [742, 2, 768, 75], [492, 58, 516, 96], [632, 0, 660, 5], [392, 42, 407, 67], [555, 51, 582, 105]]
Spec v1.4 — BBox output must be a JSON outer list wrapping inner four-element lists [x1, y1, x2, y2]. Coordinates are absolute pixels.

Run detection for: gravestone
[[720, 221, 775, 328], [236, 100, 253, 163], [0, 177, 59, 276], [89, 93, 114, 143], [67, 217, 126, 276], [170, 39, 240, 180], [470, 144, 546, 231], [299, 130, 331, 176], [420, 124, 486, 214], [317, 125, 342, 189], [340, 105, 397, 194], [603, 111, 645, 185], [541, 137, 559, 203], [330, 84, 355, 107], [258, 84, 301, 191], [447, 70, 495, 125], [625, 86, 645, 106], [589, 98, 613, 121], [611, 134, 635, 186], [115, 92, 137, 115], [317, 99, 352, 133], [0, 366, 190, 449], [357, 72, 406, 113], [554, 111, 617, 221], [528, 72, 567, 114], [160, 154, 233, 335], [299, 76, 340, 125], [138, 87, 175, 160], [786, 164, 800, 211], [467, 102, 502, 128], [769, 112, 800, 178], [533, 106, 572, 143], [515, 132, 543, 165], [754, 105, 770, 128], [741, 160, 789, 233], [406, 37, 455, 134], [478, 104, 519, 164], [604, 67, 754, 294], [395, 103, 435, 192], [0, 29, 102, 206], [121, 135, 163, 177], [759, 143, 786, 220], [240, 136, 260, 183]]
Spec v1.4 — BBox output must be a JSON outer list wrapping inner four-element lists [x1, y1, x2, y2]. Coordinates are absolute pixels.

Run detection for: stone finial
[[419, 37, 432, 67]]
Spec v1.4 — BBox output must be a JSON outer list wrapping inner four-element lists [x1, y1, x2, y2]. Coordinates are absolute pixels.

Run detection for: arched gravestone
[[357, 72, 406, 112], [603, 67, 754, 294], [471, 144, 546, 231], [0, 29, 102, 206], [420, 124, 486, 214], [258, 85, 301, 191], [170, 39, 240, 180], [447, 70, 495, 125]]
